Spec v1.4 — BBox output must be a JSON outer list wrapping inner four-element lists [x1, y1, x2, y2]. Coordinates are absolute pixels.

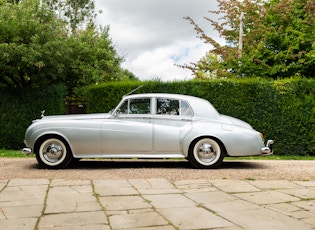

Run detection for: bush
[[86, 78, 315, 156], [0, 85, 66, 150]]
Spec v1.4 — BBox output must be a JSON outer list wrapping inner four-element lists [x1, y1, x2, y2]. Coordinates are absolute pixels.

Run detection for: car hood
[[35, 113, 111, 122], [220, 115, 253, 130]]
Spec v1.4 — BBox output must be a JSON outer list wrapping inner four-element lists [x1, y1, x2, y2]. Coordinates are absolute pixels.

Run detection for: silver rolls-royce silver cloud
[[23, 93, 273, 169]]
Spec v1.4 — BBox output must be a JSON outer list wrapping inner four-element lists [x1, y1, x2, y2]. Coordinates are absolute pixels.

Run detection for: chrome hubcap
[[198, 143, 216, 162], [44, 143, 63, 161]]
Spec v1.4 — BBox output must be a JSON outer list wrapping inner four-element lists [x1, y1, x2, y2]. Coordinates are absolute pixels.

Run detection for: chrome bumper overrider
[[260, 140, 274, 155], [22, 148, 33, 155]]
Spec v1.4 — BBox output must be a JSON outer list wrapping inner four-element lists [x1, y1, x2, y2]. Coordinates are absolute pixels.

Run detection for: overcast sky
[[95, 0, 220, 81]]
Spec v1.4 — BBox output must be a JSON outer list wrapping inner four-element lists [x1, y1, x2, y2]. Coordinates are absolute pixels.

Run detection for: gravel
[[0, 158, 314, 181]]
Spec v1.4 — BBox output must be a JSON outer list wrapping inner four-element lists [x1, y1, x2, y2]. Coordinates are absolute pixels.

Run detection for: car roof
[[124, 93, 199, 100], [122, 93, 220, 119]]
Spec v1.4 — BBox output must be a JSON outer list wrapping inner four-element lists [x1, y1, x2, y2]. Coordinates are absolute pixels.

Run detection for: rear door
[[152, 98, 193, 153]]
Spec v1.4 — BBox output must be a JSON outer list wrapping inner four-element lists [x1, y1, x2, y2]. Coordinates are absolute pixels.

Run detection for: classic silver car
[[23, 93, 273, 169]]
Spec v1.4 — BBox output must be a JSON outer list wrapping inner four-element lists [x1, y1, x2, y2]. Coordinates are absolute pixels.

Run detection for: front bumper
[[22, 139, 33, 155], [260, 140, 274, 156]]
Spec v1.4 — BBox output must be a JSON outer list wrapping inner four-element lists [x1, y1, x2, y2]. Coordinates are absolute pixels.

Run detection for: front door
[[101, 98, 153, 154]]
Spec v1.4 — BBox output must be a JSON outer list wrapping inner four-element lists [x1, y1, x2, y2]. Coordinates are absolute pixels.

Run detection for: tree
[[0, 0, 137, 98], [63, 23, 124, 98], [183, 53, 229, 80], [183, 0, 315, 79], [46, 0, 97, 34], [0, 0, 68, 87]]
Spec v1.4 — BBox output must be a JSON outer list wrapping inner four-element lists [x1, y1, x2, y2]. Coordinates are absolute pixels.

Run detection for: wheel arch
[[34, 133, 73, 155], [186, 135, 227, 158]]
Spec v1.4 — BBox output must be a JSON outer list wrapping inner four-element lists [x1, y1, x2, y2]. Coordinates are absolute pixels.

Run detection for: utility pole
[[238, 12, 244, 58]]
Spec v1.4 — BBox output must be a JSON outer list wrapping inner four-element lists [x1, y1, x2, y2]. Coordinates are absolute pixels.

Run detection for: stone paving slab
[[0, 180, 7, 191], [0, 218, 38, 230], [293, 181, 315, 187], [173, 179, 217, 192], [109, 211, 168, 229], [0, 178, 314, 230], [45, 185, 100, 214], [99, 195, 151, 211], [248, 180, 303, 189], [143, 194, 196, 208], [93, 179, 138, 196], [279, 188, 315, 199], [211, 179, 261, 193], [38, 211, 109, 229], [233, 190, 300, 205], [158, 207, 233, 229], [216, 208, 311, 230]]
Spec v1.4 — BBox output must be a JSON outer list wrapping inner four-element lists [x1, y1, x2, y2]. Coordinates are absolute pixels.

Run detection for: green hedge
[[86, 78, 315, 156], [2, 79, 314, 155], [0, 85, 66, 150]]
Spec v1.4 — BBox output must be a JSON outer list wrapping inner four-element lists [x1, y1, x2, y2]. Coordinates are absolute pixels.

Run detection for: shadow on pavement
[[47, 159, 268, 170]]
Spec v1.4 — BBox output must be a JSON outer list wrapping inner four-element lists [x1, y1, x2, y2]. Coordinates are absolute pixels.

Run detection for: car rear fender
[[182, 122, 226, 157]]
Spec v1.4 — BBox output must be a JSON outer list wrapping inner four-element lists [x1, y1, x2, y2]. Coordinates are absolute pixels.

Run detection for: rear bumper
[[22, 148, 33, 155], [260, 140, 274, 156]]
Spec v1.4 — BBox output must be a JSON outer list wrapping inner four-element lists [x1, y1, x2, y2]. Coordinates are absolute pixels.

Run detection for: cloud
[[95, 0, 219, 81]]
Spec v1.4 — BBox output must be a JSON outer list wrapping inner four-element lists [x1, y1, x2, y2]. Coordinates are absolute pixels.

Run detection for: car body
[[23, 93, 273, 169]]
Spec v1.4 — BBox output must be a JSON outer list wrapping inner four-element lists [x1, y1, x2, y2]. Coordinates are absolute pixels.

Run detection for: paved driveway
[[0, 178, 315, 229], [0, 158, 314, 229]]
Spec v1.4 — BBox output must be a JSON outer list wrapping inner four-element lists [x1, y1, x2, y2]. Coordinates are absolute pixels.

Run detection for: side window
[[130, 98, 151, 114], [118, 98, 151, 114], [180, 100, 193, 116], [157, 99, 179, 115]]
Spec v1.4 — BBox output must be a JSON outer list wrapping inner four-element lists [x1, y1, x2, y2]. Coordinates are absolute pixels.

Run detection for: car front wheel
[[36, 137, 73, 169], [188, 138, 224, 169]]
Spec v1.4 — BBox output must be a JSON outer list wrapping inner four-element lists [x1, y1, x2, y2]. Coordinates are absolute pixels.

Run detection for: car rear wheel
[[188, 138, 224, 169], [36, 137, 73, 169]]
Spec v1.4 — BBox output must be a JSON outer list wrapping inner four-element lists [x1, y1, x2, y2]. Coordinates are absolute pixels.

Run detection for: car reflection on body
[[23, 93, 273, 169]]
